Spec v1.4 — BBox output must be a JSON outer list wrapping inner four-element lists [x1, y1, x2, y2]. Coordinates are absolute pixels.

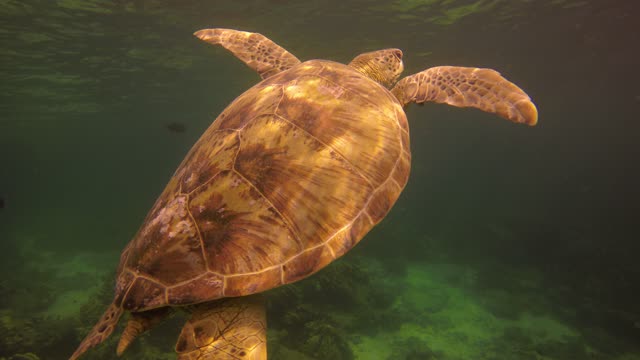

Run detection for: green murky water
[[1, 1, 639, 359]]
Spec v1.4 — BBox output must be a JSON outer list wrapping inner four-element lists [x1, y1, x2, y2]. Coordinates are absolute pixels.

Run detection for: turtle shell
[[114, 60, 411, 312]]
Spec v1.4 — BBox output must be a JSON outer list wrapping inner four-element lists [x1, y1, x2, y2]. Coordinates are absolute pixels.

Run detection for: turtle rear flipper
[[392, 66, 538, 125], [69, 303, 123, 360], [194, 28, 301, 79], [176, 295, 267, 360]]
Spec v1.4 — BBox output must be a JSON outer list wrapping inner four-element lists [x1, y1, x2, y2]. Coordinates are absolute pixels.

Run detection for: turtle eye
[[393, 49, 403, 60]]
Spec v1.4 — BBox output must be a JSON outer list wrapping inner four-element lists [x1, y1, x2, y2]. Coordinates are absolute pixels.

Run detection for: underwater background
[[1, 1, 639, 359]]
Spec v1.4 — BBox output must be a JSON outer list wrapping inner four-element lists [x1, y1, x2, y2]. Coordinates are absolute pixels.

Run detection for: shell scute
[[189, 170, 298, 275], [113, 271, 135, 307], [179, 129, 240, 194], [281, 245, 334, 284], [167, 273, 224, 305], [224, 266, 282, 297], [122, 277, 166, 311], [124, 195, 206, 286], [234, 113, 373, 249], [214, 85, 283, 131], [274, 64, 402, 188]]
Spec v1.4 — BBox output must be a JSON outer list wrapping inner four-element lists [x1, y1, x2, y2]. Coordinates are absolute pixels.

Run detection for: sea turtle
[[70, 28, 537, 360]]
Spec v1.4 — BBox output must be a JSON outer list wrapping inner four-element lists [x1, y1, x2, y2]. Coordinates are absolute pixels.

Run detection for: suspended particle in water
[[166, 122, 187, 133]]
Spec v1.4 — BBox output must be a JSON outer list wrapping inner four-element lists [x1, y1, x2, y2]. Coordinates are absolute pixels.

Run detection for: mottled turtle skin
[[116, 59, 410, 312]]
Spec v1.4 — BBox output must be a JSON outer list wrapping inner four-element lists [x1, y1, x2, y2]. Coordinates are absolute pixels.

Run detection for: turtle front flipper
[[175, 295, 267, 360], [391, 66, 538, 125], [194, 28, 301, 79]]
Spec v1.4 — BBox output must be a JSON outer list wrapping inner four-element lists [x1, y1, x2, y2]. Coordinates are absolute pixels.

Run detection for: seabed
[[2, 236, 639, 360]]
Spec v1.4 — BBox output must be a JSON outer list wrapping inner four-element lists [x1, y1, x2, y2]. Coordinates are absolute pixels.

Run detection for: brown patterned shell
[[113, 60, 411, 312]]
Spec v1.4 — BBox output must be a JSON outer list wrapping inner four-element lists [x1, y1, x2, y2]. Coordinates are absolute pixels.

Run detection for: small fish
[[166, 122, 187, 133]]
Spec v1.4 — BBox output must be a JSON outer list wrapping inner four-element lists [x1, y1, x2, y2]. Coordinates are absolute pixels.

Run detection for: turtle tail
[[69, 302, 123, 360]]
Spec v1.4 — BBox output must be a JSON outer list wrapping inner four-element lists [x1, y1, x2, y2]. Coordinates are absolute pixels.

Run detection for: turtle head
[[348, 48, 404, 89]]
